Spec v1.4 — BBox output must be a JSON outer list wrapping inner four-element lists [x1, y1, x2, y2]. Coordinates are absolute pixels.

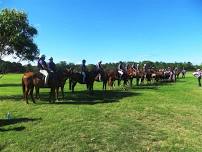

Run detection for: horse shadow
[[38, 90, 140, 105], [0, 95, 23, 101], [0, 83, 21, 87], [0, 118, 42, 132]]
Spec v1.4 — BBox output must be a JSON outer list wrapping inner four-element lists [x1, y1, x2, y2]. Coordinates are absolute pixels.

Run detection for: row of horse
[[22, 67, 186, 104]]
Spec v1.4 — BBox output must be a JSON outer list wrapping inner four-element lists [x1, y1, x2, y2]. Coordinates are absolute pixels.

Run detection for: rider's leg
[[82, 72, 86, 83], [40, 70, 49, 85], [99, 74, 101, 81], [118, 70, 123, 79]]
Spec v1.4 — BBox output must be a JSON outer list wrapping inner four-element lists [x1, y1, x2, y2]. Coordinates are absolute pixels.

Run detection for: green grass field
[[0, 73, 202, 152]]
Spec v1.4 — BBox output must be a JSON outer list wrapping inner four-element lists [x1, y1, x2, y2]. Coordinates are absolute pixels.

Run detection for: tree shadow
[[38, 90, 140, 105], [0, 118, 42, 128], [0, 126, 26, 132], [0, 83, 21, 87]]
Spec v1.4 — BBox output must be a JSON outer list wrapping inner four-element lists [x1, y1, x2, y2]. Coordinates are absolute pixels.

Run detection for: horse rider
[[48, 57, 56, 73], [96, 61, 103, 81], [117, 61, 125, 79], [136, 63, 140, 71], [81, 59, 87, 83], [125, 63, 130, 71], [143, 63, 147, 72], [37, 54, 49, 86]]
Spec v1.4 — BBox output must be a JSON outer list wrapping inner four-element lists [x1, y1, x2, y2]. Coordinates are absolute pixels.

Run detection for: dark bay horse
[[94, 69, 108, 91], [35, 70, 69, 100], [68, 68, 99, 93]]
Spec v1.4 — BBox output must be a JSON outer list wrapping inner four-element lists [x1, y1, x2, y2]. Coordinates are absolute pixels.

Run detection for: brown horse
[[35, 70, 69, 100], [106, 69, 128, 89], [95, 69, 108, 91], [22, 72, 58, 104], [106, 69, 117, 90], [67, 68, 99, 93], [127, 67, 137, 87]]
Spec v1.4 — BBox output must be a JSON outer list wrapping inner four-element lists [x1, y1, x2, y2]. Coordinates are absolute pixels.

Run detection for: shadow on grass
[[38, 90, 140, 105], [0, 83, 21, 87], [0, 95, 23, 101], [0, 118, 42, 132]]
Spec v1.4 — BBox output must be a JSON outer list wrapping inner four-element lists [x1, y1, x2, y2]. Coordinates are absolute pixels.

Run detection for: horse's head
[[64, 68, 73, 77]]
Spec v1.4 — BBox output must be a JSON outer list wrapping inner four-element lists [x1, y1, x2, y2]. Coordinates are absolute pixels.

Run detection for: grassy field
[[0, 73, 202, 152]]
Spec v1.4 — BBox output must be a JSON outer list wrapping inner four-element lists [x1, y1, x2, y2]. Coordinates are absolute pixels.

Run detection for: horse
[[35, 70, 69, 100], [94, 69, 108, 91], [117, 70, 128, 88], [22, 70, 67, 104], [106, 69, 118, 90], [67, 68, 99, 93], [126, 67, 137, 87]]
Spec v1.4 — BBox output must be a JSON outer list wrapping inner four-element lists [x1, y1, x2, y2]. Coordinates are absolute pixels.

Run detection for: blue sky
[[1, 0, 202, 64]]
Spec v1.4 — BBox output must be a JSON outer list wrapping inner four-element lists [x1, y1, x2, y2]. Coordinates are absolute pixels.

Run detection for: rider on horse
[[96, 61, 103, 81], [81, 59, 87, 83], [143, 63, 148, 72], [38, 54, 49, 86], [117, 61, 125, 79], [132, 63, 139, 71], [125, 63, 130, 71], [48, 57, 56, 73]]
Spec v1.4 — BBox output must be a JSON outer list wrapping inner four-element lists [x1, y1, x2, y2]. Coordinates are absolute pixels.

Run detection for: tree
[[0, 9, 39, 61]]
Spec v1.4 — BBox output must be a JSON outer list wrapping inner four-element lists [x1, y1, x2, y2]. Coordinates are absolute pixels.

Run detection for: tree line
[[0, 59, 201, 74]]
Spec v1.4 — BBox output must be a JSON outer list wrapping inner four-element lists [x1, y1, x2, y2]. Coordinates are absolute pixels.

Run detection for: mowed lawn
[[0, 73, 202, 152]]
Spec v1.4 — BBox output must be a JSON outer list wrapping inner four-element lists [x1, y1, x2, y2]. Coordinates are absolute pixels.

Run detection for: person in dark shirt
[[96, 61, 103, 81], [81, 59, 87, 83], [48, 57, 56, 73]]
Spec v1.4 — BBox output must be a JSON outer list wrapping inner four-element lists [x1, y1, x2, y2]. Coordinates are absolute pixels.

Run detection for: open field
[[0, 73, 202, 152]]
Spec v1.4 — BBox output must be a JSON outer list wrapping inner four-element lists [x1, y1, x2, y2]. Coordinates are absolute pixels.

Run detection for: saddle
[[34, 72, 55, 86]]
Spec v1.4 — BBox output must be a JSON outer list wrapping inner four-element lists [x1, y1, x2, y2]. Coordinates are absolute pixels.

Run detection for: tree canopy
[[0, 8, 39, 61]]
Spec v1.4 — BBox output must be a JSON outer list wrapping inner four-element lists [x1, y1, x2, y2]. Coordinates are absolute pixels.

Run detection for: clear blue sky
[[1, 0, 202, 64]]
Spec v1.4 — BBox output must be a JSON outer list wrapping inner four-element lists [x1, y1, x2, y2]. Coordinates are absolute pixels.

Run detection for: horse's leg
[[103, 80, 107, 91], [25, 86, 29, 104], [136, 77, 139, 86], [35, 87, 40, 99], [61, 86, 64, 100], [49, 88, 53, 103], [30, 86, 35, 103], [69, 79, 72, 90], [72, 82, 77, 93], [198, 78, 201, 87], [55, 87, 59, 102], [130, 78, 133, 88]]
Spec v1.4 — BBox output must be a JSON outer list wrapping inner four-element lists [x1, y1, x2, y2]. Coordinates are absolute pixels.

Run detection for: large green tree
[[0, 8, 39, 61]]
